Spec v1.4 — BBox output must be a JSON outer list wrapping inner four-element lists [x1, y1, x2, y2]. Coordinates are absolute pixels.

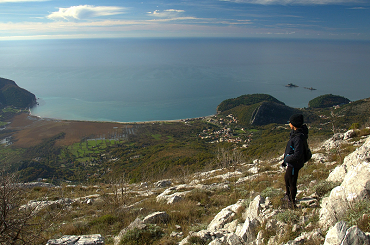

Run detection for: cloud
[[220, 0, 362, 5], [348, 6, 367, 9], [0, 0, 48, 2], [47, 5, 126, 21], [147, 9, 186, 18]]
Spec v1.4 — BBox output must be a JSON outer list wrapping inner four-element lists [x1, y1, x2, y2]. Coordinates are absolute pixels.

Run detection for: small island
[[304, 87, 317, 90], [285, 83, 298, 87]]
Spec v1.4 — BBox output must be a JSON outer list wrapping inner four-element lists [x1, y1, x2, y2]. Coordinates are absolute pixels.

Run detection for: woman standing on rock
[[282, 114, 309, 208]]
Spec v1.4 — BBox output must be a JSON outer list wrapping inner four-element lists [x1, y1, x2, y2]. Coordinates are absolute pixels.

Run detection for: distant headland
[[0, 77, 37, 109]]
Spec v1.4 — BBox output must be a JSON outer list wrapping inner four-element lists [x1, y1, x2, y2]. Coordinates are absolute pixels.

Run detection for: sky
[[0, 0, 369, 40]]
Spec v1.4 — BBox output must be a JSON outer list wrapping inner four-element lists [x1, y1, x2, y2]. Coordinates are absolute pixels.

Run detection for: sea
[[1, 38, 370, 122]]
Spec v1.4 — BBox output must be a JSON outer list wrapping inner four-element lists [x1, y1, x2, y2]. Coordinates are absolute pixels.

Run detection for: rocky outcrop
[[207, 199, 244, 231], [156, 187, 191, 204], [176, 133, 370, 244], [46, 234, 104, 245], [250, 101, 301, 126], [114, 211, 169, 245], [320, 136, 370, 230], [177, 193, 324, 245], [154, 179, 172, 188], [46, 130, 370, 245], [20, 198, 74, 214], [323, 221, 370, 245], [327, 134, 370, 183]]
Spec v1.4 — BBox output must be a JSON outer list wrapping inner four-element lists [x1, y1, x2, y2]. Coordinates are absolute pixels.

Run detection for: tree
[[0, 171, 54, 244]]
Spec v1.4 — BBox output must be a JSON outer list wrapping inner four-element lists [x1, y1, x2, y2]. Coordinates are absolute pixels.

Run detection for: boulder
[[167, 195, 183, 204], [248, 166, 259, 174], [324, 221, 370, 245], [225, 233, 244, 245], [243, 195, 264, 221], [156, 187, 191, 204], [324, 221, 348, 245], [114, 218, 146, 245], [343, 129, 359, 140], [154, 179, 172, 188], [207, 199, 244, 231], [235, 217, 260, 244], [46, 234, 104, 245], [86, 198, 93, 205], [143, 211, 170, 224]]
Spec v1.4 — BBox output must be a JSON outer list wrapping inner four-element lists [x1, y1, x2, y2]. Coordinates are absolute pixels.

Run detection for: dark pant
[[284, 166, 299, 204]]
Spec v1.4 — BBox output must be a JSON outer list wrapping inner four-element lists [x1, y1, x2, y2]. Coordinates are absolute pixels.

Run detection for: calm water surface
[[1, 38, 369, 122]]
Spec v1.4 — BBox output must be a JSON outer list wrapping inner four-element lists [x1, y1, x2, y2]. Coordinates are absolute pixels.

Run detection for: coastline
[[28, 110, 215, 125], [8, 112, 216, 148]]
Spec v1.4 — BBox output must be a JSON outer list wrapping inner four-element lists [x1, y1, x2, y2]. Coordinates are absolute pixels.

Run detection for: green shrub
[[261, 187, 281, 198], [120, 225, 164, 245], [187, 235, 210, 245], [349, 123, 360, 130], [89, 214, 119, 226], [274, 210, 300, 224]]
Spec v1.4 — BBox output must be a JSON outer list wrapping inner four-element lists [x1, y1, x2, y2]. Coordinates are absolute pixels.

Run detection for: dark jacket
[[284, 124, 309, 170]]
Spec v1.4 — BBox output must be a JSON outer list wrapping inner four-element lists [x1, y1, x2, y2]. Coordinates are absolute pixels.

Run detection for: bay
[[1, 38, 369, 122]]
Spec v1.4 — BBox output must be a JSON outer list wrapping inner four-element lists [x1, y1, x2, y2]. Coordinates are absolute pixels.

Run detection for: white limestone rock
[[154, 179, 172, 188], [343, 129, 359, 140], [243, 195, 264, 221], [207, 199, 244, 231], [327, 135, 370, 183], [235, 217, 260, 244], [46, 234, 104, 245], [324, 221, 370, 245], [319, 133, 344, 151], [320, 161, 370, 230], [311, 153, 327, 164], [143, 211, 170, 224]]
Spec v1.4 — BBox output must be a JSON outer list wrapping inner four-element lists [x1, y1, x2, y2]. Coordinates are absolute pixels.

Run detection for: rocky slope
[[41, 129, 370, 244]]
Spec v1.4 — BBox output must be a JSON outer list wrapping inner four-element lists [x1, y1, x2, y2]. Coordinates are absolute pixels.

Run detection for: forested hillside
[[308, 94, 350, 108], [216, 94, 283, 112], [0, 77, 36, 108]]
